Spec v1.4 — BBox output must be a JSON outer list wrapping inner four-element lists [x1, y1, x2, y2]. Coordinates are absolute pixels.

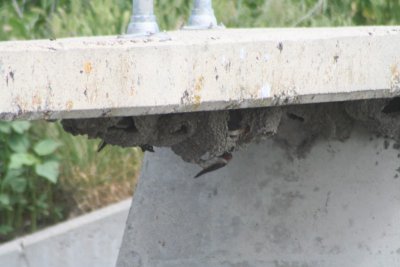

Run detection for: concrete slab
[[1, 27, 400, 120], [117, 128, 400, 267], [0, 199, 131, 267]]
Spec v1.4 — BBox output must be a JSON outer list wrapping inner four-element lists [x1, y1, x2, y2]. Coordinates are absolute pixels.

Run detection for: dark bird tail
[[97, 140, 107, 152], [194, 169, 208, 178], [193, 162, 228, 178], [140, 144, 154, 152]]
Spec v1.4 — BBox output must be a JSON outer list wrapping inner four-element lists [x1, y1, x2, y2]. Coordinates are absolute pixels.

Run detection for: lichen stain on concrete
[[130, 84, 136, 96], [391, 64, 398, 76], [32, 94, 42, 106], [65, 100, 74, 111], [83, 62, 93, 74], [193, 95, 201, 106], [193, 76, 204, 107], [390, 64, 400, 91], [194, 76, 204, 93]]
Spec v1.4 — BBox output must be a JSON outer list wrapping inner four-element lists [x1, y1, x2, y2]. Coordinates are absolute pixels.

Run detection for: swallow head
[[221, 152, 233, 161], [228, 126, 250, 140]]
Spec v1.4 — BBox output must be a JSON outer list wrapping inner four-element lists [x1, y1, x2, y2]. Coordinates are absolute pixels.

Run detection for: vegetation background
[[0, 0, 399, 242]]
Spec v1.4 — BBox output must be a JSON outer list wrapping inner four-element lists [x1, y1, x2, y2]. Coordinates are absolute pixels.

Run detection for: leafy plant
[[43, 122, 142, 216], [0, 121, 63, 241]]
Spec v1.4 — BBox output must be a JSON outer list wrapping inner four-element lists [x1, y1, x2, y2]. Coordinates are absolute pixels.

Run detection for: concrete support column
[[116, 128, 400, 266]]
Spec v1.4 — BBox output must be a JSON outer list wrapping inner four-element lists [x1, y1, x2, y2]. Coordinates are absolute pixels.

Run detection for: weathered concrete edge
[[3, 89, 395, 121], [0, 199, 131, 266], [1, 27, 400, 120]]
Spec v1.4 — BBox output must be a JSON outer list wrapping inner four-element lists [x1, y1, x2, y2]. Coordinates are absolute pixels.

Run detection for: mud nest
[[61, 98, 400, 164]]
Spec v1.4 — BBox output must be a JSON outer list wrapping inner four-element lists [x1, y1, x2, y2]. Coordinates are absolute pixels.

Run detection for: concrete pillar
[[117, 127, 400, 266]]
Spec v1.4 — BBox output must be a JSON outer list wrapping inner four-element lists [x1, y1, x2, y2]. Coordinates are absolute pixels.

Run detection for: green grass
[[30, 121, 142, 214], [0, 119, 142, 242], [2, 0, 400, 41]]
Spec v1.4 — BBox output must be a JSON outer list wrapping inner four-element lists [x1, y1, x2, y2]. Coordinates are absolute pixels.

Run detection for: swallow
[[194, 152, 232, 178]]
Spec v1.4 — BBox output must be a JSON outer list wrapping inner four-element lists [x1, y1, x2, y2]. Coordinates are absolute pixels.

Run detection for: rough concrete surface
[[1, 27, 400, 120], [62, 98, 400, 165], [117, 128, 400, 267], [0, 199, 131, 267]]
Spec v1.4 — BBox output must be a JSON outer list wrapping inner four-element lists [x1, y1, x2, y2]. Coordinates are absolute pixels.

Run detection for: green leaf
[[11, 121, 31, 134], [9, 134, 30, 153], [35, 161, 59, 183], [17, 196, 27, 205], [36, 194, 49, 214], [1, 169, 23, 188], [33, 139, 61, 156], [0, 225, 13, 235], [9, 153, 39, 169], [9, 177, 27, 193], [53, 207, 64, 220], [0, 193, 10, 206], [0, 121, 11, 134]]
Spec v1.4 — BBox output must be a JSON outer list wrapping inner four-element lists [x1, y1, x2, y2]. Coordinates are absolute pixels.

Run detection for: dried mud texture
[[61, 98, 400, 165], [61, 108, 283, 165], [345, 98, 400, 141], [275, 102, 354, 157]]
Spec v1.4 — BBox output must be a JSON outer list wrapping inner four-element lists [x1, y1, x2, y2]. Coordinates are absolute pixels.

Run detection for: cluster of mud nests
[[62, 98, 400, 165]]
